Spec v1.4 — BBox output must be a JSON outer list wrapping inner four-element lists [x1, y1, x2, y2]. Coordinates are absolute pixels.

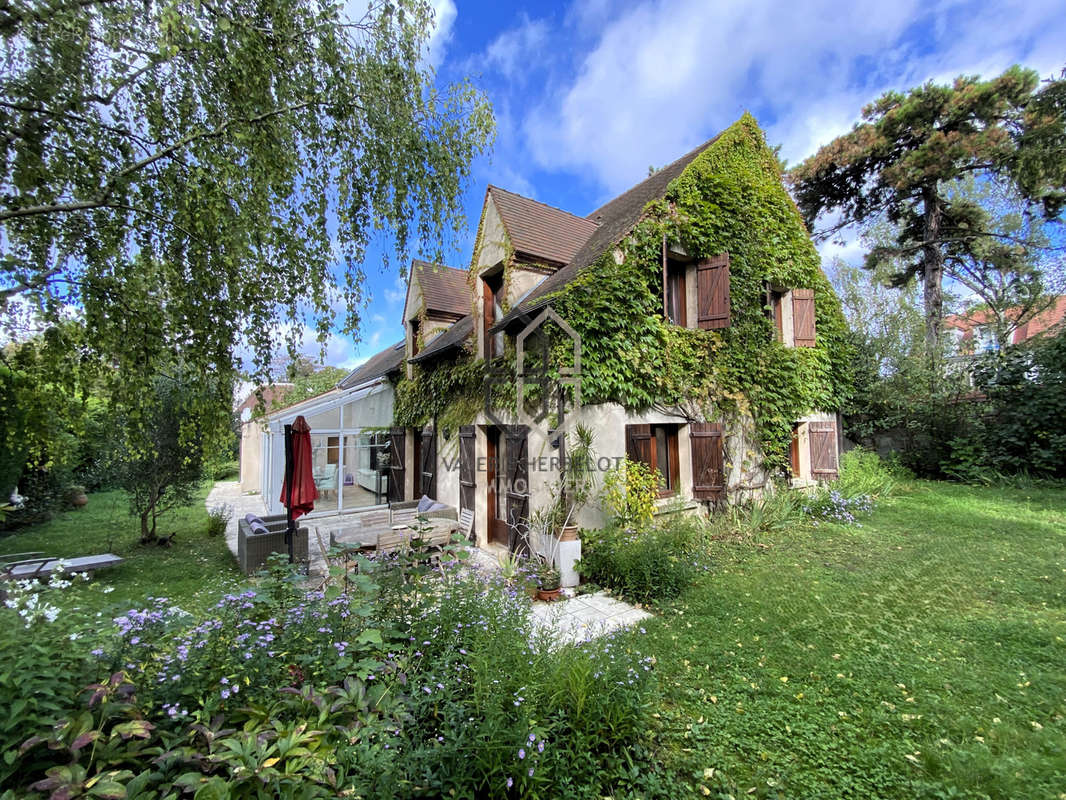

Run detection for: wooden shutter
[[625, 424, 653, 467], [387, 427, 405, 503], [696, 253, 731, 330], [504, 425, 529, 545], [420, 426, 437, 499], [809, 421, 838, 480], [792, 289, 816, 347], [690, 423, 725, 500], [458, 426, 476, 514]]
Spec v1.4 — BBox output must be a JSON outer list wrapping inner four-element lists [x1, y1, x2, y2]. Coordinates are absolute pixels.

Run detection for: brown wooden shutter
[[696, 253, 731, 330], [504, 425, 529, 539], [625, 424, 653, 467], [387, 428, 405, 503], [690, 423, 725, 500], [793, 289, 816, 347], [809, 421, 838, 480], [458, 426, 476, 515], [420, 426, 437, 499]]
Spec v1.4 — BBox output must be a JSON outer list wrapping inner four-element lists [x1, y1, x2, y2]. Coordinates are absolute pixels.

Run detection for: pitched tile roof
[[487, 186, 599, 266], [409, 314, 474, 364], [403, 260, 469, 322], [491, 133, 723, 331], [337, 341, 406, 389], [945, 295, 1066, 345]]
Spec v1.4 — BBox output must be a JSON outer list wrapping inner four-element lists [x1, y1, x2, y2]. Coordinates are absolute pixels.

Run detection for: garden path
[[205, 481, 268, 559]]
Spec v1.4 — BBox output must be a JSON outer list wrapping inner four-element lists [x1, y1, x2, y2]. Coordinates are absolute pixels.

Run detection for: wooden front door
[[504, 425, 529, 552], [387, 428, 405, 503]]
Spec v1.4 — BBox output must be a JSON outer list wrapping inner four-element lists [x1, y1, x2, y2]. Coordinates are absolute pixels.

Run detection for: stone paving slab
[[531, 590, 652, 645]]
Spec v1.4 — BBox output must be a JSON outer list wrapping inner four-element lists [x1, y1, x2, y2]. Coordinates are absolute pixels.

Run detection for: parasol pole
[[283, 423, 295, 564]]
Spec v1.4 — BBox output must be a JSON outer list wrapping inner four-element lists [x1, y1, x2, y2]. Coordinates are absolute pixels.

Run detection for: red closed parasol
[[280, 415, 317, 562]]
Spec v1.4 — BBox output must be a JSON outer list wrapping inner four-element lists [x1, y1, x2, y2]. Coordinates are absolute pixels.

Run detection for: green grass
[[0, 486, 242, 613], [638, 481, 1066, 799]]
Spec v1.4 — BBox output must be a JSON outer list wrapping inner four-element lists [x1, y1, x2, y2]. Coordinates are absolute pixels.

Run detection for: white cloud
[[384, 274, 407, 305], [481, 15, 551, 83], [525, 0, 1066, 196], [425, 0, 457, 68]]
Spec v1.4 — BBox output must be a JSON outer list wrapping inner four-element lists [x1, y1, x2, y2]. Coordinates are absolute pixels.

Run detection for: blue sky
[[317, 0, 1065, 372]]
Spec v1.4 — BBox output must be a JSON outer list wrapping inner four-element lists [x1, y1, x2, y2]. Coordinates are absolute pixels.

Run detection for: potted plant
[[534, 562, 562, 602], [553, 425, 596, 540]]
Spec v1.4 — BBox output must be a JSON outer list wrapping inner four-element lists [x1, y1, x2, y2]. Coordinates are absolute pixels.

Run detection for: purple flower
[[506, 777, 513, 789], [518, 748, 526, 760]]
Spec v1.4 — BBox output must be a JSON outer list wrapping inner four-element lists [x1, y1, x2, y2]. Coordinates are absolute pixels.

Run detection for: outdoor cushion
[[417, 495, 435, 512], [428, 502, 448, 511], [245, 513, 264, 527], [249, 520, 269, 536]]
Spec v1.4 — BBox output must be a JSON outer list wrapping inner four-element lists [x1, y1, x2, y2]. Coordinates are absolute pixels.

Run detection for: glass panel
[[308, 434, 339, 512], [339, 434, 388, 510], [305, 405, 340, 430], [654, 427, 671, 490]]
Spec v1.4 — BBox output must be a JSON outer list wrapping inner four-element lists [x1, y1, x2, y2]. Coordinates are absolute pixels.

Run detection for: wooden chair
[[457, 508, 474, 542]]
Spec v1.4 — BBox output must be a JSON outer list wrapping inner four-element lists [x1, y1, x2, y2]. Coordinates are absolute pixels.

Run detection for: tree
[[117, 369, 230, 543], [789, 65, 1066, 348], [0, 0, 494, 426], [940, 176, 1062, 350]]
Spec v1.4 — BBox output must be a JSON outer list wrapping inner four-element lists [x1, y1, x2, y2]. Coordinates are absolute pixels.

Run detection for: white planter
[[554, 538, 581, 588]]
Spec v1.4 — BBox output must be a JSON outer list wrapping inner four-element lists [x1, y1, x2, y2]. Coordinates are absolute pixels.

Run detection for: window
[[625, 423, 680, 494], [482, 271, 504, 360], [410, 318, 420, 356], [766, 285, 815, 347], [664, 258, 687, 326]]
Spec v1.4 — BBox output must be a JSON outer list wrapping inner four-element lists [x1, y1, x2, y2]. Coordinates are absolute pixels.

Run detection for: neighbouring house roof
[[491, 134, 723, 331], [945, 295, 1066, 345], [409, 314, 474, 364], [487, 185, 600, 267], [237, 383, 294, 419], [337, 341, 406, 389], [402, 260, 469, 323]]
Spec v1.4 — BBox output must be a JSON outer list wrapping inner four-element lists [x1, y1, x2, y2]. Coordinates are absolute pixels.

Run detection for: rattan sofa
[[237, 514, 310, 575], [327, 501, 458, 553]]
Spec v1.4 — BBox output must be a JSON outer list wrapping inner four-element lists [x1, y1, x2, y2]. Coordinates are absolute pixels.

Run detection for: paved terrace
[[206, 481, 652, 644]]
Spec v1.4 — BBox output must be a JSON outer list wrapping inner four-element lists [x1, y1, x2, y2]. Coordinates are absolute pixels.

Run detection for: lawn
[[638, 481, 1066, 799], [0, 486, 242, 613]]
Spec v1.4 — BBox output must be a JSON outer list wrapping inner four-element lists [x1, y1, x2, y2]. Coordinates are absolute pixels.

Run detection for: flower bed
[[2, 540, 659, 798]]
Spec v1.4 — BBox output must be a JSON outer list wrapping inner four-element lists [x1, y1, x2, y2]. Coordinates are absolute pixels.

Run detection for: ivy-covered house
[[384, 114, 852, 548]]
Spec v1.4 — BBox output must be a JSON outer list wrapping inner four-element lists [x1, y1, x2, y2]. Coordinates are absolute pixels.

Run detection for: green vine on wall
[[545, 114, 853, 471], [395, 115, 852, 475]]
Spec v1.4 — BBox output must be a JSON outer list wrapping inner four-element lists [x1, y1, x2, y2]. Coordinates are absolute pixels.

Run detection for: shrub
[[578, 515, 703, 604], [205, 504, 232, 537], [601, 458, 660, 528], [835, 448, 900, 498]]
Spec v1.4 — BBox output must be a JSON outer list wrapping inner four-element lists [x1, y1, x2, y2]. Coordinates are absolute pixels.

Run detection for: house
[[945, 295, 1066, 354], [237, 383, 293, 494], [385, 114, 851, 550], [237, 115, 851, 544]]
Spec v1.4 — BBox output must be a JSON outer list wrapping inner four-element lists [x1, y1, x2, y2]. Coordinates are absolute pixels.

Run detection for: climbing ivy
[[395, 115, 852, 474], [546, 115, 853, 470]]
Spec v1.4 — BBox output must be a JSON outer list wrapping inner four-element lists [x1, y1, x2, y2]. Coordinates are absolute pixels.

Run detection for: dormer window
[[482, 270, 504, 360]]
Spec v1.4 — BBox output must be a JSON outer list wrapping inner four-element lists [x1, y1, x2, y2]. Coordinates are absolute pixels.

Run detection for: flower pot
[[536, 587, 562, 602], [559, 524, 579, 542]]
